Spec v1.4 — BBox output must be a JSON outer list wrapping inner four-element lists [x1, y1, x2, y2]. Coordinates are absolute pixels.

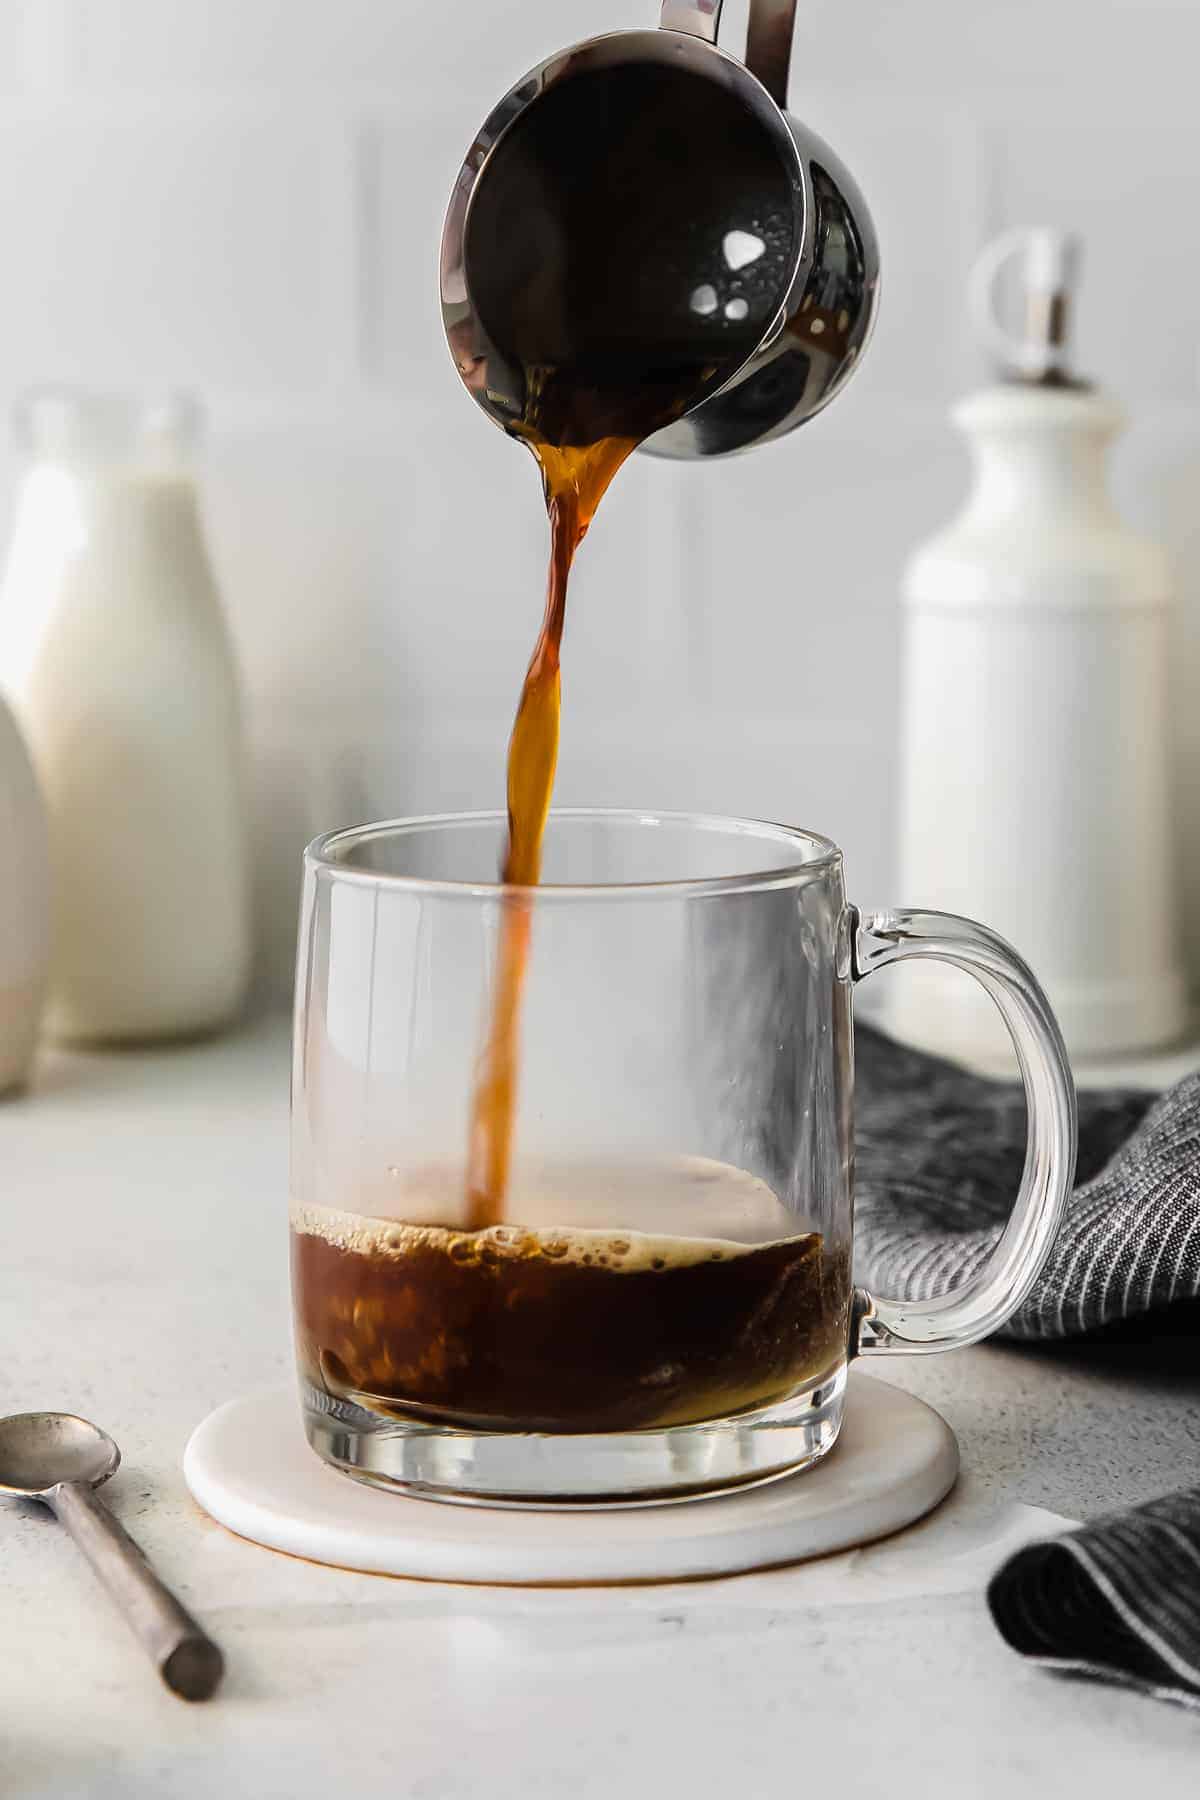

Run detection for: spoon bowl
[[0, 1411, 120, 1497]]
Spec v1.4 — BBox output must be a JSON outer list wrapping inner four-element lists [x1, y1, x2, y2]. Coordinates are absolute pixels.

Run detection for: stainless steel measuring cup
[[440, 0, 880, 459]]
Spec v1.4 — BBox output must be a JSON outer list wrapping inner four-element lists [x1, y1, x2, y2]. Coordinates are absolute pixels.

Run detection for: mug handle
[[849, 907, 1077, 1355]]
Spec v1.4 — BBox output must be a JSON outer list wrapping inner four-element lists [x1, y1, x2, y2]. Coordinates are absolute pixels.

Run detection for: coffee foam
[[287, 1208, 812, 1273], [290, 1155, 813, 1273]]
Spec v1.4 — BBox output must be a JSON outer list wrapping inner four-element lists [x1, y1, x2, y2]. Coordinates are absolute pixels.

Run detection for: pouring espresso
[[439, 1, 880, 1227], [288, 3, 1074, 1496]]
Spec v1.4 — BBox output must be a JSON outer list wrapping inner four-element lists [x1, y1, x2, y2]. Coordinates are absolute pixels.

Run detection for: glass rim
[[16, 385, 202, 462], [305, 808, 842, 900]]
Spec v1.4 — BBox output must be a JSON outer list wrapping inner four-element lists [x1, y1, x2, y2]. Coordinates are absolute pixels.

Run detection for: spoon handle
[[51, 1480, 224, 1700]]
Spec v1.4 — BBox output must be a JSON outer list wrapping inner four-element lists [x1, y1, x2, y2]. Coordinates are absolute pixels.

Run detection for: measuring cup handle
[[745, 0, 797, 104], [660, 2, 723, 41], [51, 1479, 224, 1700], [660, 1, 797, 106]]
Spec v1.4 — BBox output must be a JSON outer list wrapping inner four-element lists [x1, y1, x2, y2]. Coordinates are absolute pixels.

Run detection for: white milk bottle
[[0, 391, 251, 1042]]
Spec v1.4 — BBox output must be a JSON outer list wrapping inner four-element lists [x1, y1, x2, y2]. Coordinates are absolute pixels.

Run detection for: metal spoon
[[0, 1412, 223, 1701]]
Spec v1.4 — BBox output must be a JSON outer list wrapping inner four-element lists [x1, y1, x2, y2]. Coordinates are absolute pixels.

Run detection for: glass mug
[[291, 810, 1076, 1506]]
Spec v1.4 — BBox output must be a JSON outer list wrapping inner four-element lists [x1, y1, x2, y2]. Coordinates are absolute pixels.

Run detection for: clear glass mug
[[291, 810, 1076, 1506]]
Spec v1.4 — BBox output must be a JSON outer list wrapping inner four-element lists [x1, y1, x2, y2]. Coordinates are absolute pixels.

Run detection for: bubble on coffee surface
[[291, 1215, 768, 1276], [290, 1154, 806, 1270]]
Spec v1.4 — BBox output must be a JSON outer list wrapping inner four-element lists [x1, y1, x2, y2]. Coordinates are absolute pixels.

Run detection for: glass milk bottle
[[0, 392, 251, 1042], [0, 693, 48, 1085]]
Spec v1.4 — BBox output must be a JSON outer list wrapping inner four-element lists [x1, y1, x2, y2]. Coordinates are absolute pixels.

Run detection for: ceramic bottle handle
[[850, 906, 1077, 1353], [967, 227, 1083, 379]]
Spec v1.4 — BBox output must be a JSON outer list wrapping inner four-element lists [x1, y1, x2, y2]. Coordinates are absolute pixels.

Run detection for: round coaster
[[184, 1373, 958, 1585]]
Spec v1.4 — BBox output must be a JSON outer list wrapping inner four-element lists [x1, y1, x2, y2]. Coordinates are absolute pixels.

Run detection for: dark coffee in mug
[[292, 1159, 848, 1433]]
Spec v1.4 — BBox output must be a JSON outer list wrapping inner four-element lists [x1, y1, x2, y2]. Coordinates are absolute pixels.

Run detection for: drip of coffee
[[292, 1159, 849, 1433], [460, 61, 799, 1225]]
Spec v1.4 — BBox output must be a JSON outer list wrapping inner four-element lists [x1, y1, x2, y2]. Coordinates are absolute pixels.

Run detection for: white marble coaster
[[183, 1373, 959, 1586]]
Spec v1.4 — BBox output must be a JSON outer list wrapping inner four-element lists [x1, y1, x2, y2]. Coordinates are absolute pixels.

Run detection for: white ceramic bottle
[[891, 230, 1187, 1061], [0, 392, 251, 1043], [0, 693, 49, 1087]]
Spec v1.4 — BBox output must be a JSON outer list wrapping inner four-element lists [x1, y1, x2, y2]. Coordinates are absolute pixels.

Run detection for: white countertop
[[3, 1018, 1199, 1797]]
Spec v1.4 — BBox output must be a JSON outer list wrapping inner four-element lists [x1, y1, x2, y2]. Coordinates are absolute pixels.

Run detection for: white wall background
[[1, 0, 1199, 1001]]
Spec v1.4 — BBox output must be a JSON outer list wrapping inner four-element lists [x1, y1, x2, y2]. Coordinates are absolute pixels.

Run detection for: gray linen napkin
[[854, 1023, 1200, 1705], [987, 1493, 1200, 1710], [854, 1024, 1199, 1339]]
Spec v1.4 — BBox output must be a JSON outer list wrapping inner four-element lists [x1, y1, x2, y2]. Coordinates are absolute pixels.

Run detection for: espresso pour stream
[[463, 435, 633, 1224], [454, 60, 801, 1227]]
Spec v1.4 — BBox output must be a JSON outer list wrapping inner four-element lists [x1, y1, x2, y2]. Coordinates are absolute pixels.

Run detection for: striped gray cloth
[[988, 1494, 1200, 1708], [854, 1023, 1200, 1705], [854, 1024, 1200, 1338]]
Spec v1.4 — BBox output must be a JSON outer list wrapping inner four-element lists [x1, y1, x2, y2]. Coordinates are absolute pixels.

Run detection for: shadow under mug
[[290, 809, 1077, 1506]]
